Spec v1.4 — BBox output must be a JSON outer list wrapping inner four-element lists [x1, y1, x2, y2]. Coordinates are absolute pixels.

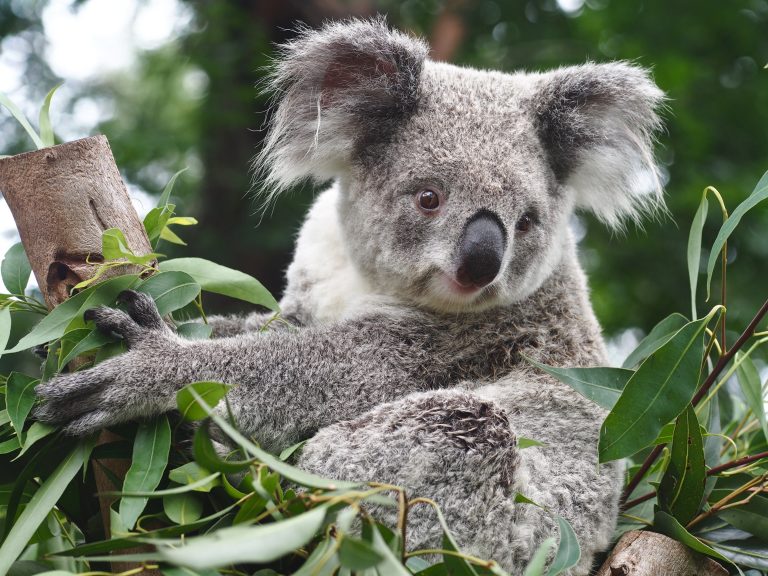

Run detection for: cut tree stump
[[0, 135, 154, 308], [0, 135, 158, 573], [595, 531, 728, 576]]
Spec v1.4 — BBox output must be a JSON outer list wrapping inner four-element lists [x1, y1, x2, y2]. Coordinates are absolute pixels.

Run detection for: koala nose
[[455, 210, 507, 288]]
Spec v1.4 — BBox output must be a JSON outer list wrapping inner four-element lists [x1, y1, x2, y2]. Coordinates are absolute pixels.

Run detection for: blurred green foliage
[[1, 0, 767, 338]]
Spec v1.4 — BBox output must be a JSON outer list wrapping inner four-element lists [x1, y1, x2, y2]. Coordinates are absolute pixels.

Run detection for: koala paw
[[34, 290, 181, 436]]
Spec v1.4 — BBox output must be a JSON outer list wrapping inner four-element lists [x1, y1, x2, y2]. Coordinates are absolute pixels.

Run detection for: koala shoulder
[[280, 184, 374, 324]]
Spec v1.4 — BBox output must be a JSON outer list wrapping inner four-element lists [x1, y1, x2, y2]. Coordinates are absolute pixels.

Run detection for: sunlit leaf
[[168, 462, 220, 493], [0, 89, 44, 149], [101, 228, 160, 265], [119, 416, 171, 529], [38, 83, 62, 148], [160, 258, 279, 311], [176, 381, 233, 421], [158, 168, 188, 208], [157, 505, 329, 568], [160, 225, 187, 246]]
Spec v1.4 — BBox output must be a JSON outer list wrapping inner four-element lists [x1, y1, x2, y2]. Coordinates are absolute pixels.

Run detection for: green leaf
[[5, 274, 139, 354], [119, 416, 171, 529], [15, 422, 56, 458], [57, 329, 114, 368], [622, 313, 690, 369], [160, 258, 279, 311], [101, 228, 160, 265], [706, 170, 768, 299], [168, 462, 219, 493], [192, 423, 251, 473], [524, 356, 631, 410], [163, 493, 203, 525], [38, 83, 62, 148], [522, 537, 556, 576], [709, 537, 768, 571], [176, 381, 233, 421], [157, 505, 328, 568], [736, 352, 768, 441], [0, 441, 91, 575], [518, 437, 545, 449], [546, 517, 580, 575], [0, 307, 11, 356], [0, 89, 44, 149], [654, 511, 733, 566], [176, 323, 212, 341], [0, 436, 20, 454], [719, 497, 768, 541], [158, 168, 188, 208], [144, 205, 175, 245], [160, 226, 187, 246], [687, 195, 709, 320], [368, 523, 412, 576], [1, 242, 32, 296], [658, 405, 706, 525], [137, 272, 200, 316], [599, 313, 714, 462], [338, 537, 384, 570], [6, 373, 39, 438]]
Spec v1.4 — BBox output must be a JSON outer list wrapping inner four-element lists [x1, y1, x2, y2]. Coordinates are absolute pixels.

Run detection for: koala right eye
[[416, 189, 442, 214]]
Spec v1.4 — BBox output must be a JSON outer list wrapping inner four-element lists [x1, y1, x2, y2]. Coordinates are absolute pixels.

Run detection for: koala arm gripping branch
[[34, 290, 450, 442]]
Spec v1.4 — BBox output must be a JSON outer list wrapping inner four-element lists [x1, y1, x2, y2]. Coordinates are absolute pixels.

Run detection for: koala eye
[[415, 189, 442, 214], [516, 212, 535, 233]]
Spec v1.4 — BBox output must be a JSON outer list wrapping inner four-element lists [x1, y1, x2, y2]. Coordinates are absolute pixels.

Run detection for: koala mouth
[[444, 273, 485, 296]]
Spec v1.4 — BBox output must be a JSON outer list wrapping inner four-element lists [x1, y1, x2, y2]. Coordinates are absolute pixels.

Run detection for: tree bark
[[0, 135, 157, 572], [596, 531, 728, 576], [0, 135, 154, 308]]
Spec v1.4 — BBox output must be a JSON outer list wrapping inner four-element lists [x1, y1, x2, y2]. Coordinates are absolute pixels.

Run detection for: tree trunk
[[0, 135, 157, 572], [596, 531, 728, 576]]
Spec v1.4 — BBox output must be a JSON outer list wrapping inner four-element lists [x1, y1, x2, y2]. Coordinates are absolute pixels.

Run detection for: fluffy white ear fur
[[533, 62, 666, 228], [255, 18, 428, 203]]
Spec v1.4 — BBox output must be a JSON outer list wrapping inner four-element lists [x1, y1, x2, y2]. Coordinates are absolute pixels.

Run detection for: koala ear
[[533, 62, 666, 228], [257, 18, 429, 196]]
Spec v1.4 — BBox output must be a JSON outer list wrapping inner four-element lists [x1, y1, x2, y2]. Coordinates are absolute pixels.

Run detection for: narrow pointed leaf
[[523, 538, 556, 576], [718, 496, 768, 541], [177, 381, 233, 421], [658, 405, 705, 525], [599, 313, 714, 462], [158, 168, 188, 208], [0, 441, 91, 575], [622, 313, 690, 369], [119, 416, 171, 529], [706, 170, 768, 299], [38, 83, 62, 148], [6, 372, 39, 438], [0, 306, 12, 356], [157, 505, 328, 568], [1, 242, 32, 296], [160, 258, 279, 311], [0, 90, 44, 149], [736, 352, 768, 441], [525, 356, 631, 410], [546, 516, 581, 575], [654, 511, 734, 567], [687, 195, 708, 319]]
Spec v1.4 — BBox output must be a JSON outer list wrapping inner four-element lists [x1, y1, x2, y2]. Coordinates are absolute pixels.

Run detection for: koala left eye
[[516, 212, 536, 233]]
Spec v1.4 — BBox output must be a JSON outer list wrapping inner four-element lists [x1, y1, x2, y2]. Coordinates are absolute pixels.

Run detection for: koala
[[35, 19, 665, 575]]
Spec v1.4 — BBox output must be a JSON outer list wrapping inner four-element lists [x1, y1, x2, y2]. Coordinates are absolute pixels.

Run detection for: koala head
[[259, 19, 665, 313]]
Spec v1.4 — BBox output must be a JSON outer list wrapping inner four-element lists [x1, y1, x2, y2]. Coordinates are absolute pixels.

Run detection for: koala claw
[[84, 290, 169, 347]]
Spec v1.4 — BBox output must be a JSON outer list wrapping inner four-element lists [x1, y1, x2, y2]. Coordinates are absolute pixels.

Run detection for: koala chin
[[36, 18, 665, 575]]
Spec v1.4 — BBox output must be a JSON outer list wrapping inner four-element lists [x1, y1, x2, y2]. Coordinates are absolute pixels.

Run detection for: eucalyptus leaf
[[160, 258, 279, 311], [38, 84, 62, 148], [736, 352, 768, 441], [57, 329, 114, 368], [176, 381, 233, 421], [705, 170, 768, 299], [15, 422, 56, 458], [368, 524, 412, 576], [524, 356, 630, 410], [176, 323, 212, 341], [687, 195, 709, 320], [338, 536, 384, 570], [719, 496, 768, 541], [0, 89, 44, 149], [0, 307, 11, 356], [1, 242, 32, 296], [622, 313, 690, 369], [0, 441, 92, 575], [658, 405, 705, 525], [5, 275, 139, 354], [522, 537, 556, 576], [157, 505, 329, 568], [158, 168, 188, 208], [599, 313, 714, 462], [6, 373, 39, 439], [119, 416, 171, 529], [168, 462, 220, 493], [654, 511, 734, 566], [546, 517, 580, 576], [137, 272, 200, 316], [164, 492, 203, 525]]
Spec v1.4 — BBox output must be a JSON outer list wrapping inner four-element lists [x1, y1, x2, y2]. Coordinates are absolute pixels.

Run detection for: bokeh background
[[1, 0, 767, 364]]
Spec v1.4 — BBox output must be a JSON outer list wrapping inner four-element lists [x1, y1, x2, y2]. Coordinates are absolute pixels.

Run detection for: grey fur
[[35, 19, 665, 574]]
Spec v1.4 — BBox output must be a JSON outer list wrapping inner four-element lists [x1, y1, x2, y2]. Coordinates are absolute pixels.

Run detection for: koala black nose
[[455, 210, 507, 288]]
